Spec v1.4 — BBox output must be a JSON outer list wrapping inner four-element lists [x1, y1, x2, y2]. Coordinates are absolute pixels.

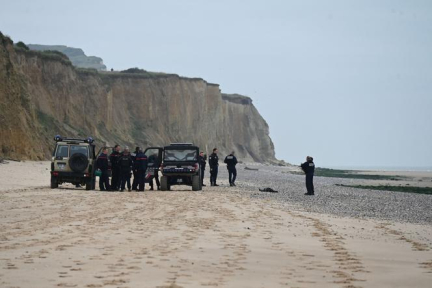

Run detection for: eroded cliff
[[0, 32, 276, 163]]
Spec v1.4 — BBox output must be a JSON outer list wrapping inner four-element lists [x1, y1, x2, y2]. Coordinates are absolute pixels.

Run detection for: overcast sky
[[1, 0, 431, 168]]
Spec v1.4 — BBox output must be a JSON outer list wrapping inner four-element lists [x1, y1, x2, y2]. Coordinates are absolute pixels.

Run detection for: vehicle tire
[[161, 176, 169, 191], [51, 176, 58, 189], [192, 175, 200, 191], [69, 153, 89, 173]]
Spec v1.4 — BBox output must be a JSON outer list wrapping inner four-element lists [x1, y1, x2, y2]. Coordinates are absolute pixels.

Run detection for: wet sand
[[1, 161, 431, 288]]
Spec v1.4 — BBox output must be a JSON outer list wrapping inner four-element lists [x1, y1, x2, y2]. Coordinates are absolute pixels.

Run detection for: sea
[[324, 166, 432, 172]]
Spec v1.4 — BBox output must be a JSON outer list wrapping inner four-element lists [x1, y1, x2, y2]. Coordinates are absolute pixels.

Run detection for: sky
[[1, 0, 431, 168]]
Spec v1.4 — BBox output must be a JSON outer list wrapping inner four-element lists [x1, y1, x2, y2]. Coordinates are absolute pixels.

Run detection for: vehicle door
[[143, 147, 163, 176]]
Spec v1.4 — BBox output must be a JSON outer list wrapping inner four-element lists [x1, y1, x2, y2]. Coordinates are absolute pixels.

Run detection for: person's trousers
[[200, 168, 205, 185], [150, 171, 160, 189], [136, 171, 146, 191], [228, 167, 237, 184], [306, 174, 314, 194], [210, 166, 218, 184], [132, 171, 138, 190], [99, 172, 110, 191], [119, 171, 131, 190], [111, 168, 120, 190]]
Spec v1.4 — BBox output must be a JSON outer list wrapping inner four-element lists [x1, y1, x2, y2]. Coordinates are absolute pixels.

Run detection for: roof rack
[[54, 135, 94, 143], [170, 143, 193, 146]]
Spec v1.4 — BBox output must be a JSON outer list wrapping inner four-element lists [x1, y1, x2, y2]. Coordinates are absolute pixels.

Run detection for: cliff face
[[0, 33, 276, 163]]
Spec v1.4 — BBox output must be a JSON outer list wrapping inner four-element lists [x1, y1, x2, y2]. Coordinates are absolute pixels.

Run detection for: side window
[[56, 145, 69, 158], [145, 149, 161, 167]]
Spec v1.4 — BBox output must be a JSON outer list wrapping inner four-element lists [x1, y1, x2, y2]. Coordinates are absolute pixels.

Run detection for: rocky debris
[[220, 164, 432, 225]]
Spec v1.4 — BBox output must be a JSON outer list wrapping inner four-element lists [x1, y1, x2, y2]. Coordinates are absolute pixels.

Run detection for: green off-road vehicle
[[160, 143, 202, 191], [50, 135, 97, 190]]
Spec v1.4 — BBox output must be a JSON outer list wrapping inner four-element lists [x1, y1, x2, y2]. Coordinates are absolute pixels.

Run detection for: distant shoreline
[[322, 166, 432, 172]]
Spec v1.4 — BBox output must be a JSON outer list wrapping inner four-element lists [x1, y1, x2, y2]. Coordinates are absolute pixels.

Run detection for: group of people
[[200, 148, 238, 187], [96, 145, 155, 192], [96, 146, 239, 192]]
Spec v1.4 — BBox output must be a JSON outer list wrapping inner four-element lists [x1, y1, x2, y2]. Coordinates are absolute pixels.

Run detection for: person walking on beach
[[301, 156, 315, 195], [209, 148, 219, 186], [224, 151, 238, 186]]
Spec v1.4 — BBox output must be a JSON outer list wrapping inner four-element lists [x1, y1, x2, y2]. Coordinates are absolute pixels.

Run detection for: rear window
[[56, 145, 69, 157], [164, 149, 197, 161], [70, 145, 89, 157]]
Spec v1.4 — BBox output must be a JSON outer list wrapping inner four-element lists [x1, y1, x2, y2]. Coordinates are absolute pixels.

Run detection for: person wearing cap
[[209, 148, 219, 186], [301, 156, 315, 195], [118, 147, 133, 192], [198, 151, 207, 187], [224, 151, 238, 186]]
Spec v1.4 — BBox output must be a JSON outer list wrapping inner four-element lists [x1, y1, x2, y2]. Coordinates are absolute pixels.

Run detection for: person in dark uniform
[[301, 156, 315, 195], [134, 149, 148, 191], [96, 147, 110, 191], [209, 148, 219, 186], [148, 153, 161, 190], [224, 151, 238, 186], [198, 151, 207, 186], [131, 146, 140, 190], [109, 145, 121, 191], [118, 148, 133, 192]]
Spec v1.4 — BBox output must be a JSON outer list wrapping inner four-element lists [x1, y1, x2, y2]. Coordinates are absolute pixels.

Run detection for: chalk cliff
[[0, 32, 276, 163]]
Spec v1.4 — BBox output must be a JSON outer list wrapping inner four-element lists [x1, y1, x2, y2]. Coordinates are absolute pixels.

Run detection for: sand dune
[[0, 161, 431, 287]]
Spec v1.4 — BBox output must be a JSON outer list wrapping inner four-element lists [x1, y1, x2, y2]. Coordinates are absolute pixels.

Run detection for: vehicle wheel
[[50, 176, 58, 189], [69, 153, 89, 173], [161, 176, 169, 191], [192, 175, 200, 191]]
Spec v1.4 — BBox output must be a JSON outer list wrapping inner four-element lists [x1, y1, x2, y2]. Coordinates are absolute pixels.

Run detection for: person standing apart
[[224, 151, 238, 186], [301, 156, 315, 195], [96, 147, 110, 191], [209, 148, 219, 186], [198, 151, 207, 187]]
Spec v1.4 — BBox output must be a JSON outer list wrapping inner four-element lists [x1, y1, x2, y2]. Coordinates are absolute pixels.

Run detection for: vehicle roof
[[164, 145, 199, 150]]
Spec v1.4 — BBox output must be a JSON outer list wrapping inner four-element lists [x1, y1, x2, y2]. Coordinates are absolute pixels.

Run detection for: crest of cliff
[[0, 32, 277, 163]]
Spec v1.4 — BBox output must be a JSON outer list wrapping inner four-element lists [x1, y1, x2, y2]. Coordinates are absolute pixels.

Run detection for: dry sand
[[1, 161, 432, 288]]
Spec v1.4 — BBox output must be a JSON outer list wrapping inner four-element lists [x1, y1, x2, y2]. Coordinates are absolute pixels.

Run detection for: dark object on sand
[[245, 167, 259, 171], [259, 187, 278, 193]]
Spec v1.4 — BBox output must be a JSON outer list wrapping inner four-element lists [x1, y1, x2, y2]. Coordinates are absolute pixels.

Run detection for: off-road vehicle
[[50, 135, 97, 190], [160, 143, 202, 191]]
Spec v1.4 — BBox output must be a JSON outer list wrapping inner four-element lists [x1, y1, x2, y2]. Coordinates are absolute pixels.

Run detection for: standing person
[[118, 148, 133, 192], [110, 145, 121, 191], [148, 153, 161, 190], [224, 151, 238, 186], [301, 156, 315, 195], [131, 146, 140, 190], [134, 149, 148, 191], [198, 151, 207, 186], [96, 147, 110, 191], [209, 148, 219, 186]]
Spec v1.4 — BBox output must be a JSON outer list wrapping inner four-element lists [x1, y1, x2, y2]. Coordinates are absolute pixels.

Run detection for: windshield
[[164, 149, 197, 161], [70, 145, 89, 157]]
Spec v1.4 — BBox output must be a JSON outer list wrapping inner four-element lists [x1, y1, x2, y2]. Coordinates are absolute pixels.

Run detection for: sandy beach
[[1, 161, 432, 288]]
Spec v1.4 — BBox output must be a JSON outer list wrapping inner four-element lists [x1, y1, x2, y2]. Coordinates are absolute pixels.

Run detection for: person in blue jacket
[[224, 151, 238, 186], [134, 149, 148, 191]]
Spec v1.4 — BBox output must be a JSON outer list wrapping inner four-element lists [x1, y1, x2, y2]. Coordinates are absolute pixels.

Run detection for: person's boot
[[230, 183, 233, 187], [232, 182, 236, 186], [214, 183, 219, 186]]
